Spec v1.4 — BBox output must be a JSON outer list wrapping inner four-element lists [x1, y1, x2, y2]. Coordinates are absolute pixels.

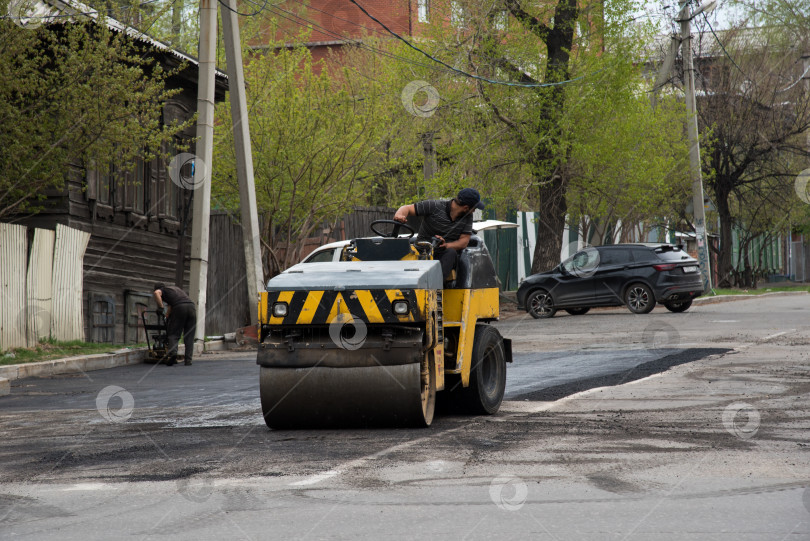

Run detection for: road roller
[[257, 219, 512, 428]]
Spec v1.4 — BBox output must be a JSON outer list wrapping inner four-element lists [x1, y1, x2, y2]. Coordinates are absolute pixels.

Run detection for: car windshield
[[304, 248, 335, 263], [561, 250, 599, 275]]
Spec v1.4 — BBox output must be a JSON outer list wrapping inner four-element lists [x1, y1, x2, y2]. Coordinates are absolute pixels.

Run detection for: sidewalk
[[0, 339, 244, 396]]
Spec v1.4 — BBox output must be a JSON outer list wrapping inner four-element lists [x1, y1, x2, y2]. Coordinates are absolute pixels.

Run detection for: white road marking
[[711, 320, 740, 323], [290, 470, 342, 486], [289, 326, 801, 487], [63, 483, 109, 491], [288, 429, 465, 487]]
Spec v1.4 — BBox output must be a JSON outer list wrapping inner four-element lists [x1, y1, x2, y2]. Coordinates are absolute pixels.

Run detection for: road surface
[[1, 294, 808, 539]]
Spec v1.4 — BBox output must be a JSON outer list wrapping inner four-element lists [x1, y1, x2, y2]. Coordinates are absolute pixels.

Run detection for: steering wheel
[[370, 219, 416, 238]]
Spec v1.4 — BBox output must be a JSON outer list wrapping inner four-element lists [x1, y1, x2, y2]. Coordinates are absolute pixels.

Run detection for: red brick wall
[[273, 0, 413, 45]]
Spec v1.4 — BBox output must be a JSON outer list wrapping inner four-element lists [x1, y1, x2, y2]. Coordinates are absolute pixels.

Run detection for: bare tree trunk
[[531, 175, 567, 273], [715, 183, 733, 287]]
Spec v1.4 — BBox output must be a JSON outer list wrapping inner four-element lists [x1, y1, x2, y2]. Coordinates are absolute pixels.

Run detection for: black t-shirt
[[413, 199, 474, 243], [158, 285, 193, 307]]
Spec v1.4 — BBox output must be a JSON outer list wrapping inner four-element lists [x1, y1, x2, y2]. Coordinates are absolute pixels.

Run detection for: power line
[[286, 0, 389, 39], [217, 0, 272, 18], [777, 61, 810, 93], [266, 4, 448, 74], [348, 0, 603, 88], [701, 11, 747, 78]]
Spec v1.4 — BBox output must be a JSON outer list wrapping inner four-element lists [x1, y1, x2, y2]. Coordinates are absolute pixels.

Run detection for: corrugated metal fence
[[0, 223, 90, 351]]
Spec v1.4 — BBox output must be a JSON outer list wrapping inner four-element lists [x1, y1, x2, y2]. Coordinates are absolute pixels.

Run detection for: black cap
[[456, 188, 485, 210], [154, 283, 165, 291]]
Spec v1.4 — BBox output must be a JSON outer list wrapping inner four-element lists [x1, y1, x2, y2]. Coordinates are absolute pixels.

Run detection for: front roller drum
[[260, 360, 436, 429]]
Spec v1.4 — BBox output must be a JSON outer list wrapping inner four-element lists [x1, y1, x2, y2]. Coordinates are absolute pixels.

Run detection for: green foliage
[[212, 40, 395, 273], [1, 339, 143, 365], [370, 0, 691, 234], [0, 9, 187, 218]]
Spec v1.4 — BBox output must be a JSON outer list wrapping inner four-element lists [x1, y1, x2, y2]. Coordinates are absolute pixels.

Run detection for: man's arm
[[153, 290, 171, 318], [393, 204, 416, 223], [437, 234, 470, 251]]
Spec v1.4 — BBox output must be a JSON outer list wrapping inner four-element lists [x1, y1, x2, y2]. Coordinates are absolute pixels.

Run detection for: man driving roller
[[393, 188, 485, 279]]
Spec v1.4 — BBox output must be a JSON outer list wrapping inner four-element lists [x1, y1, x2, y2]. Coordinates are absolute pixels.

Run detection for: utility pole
[[189, 0, 217, 346], [222, 0, 264, 324], [679, 0, 714, 292]]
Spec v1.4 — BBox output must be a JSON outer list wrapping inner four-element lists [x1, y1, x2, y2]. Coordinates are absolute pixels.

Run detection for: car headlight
[[392, 300, 409, 315], [273, 302, 288, 317]]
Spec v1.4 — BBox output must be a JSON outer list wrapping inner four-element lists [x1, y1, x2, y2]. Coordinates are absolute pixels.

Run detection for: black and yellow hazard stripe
[[262, 289, 428, 325]]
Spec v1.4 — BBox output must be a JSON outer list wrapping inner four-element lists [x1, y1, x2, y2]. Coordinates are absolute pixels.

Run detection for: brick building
[[267, 0, 433, 67]]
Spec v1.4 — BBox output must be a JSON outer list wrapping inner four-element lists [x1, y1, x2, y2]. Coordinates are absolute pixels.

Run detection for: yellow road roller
[[257, 220, 512, 428]]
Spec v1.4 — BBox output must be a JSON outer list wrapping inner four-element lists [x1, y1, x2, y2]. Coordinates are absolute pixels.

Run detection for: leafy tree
[[0, 7, 188, 219], [388, 0, 690, 263], [212, 39, 393, 276], [688, 18, 810, 286]]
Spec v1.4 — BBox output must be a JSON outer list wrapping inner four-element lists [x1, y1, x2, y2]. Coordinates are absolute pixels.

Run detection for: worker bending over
[[153, 283, 197, 366]]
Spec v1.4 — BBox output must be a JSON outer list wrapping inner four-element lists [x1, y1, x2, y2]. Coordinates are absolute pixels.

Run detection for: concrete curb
[[0, 348, 148, 395], [694, 290, 809, 304]]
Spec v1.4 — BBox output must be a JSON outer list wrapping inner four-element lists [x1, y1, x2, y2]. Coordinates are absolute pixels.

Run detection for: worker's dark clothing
[[414, 199, 473, 279], [437, 248, 459, 279], [157, 286, 196, 365], [159, 285, 193, 307]]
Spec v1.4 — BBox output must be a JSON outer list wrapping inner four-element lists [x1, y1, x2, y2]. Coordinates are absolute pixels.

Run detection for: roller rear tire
[[460, 324, 507, 415]]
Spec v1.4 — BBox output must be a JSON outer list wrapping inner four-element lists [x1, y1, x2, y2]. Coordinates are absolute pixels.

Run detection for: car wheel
[[625, 283, 656, 314], [526, 290, 557, 319], [664, 299, 693, 313], [564, 307, 590, 316]]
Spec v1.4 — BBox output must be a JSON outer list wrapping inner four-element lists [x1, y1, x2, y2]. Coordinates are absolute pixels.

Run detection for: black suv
[[516, 244, 704, 319]]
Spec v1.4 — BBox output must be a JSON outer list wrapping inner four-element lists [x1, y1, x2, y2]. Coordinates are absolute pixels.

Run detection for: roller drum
[[260, 363, 434, 429]]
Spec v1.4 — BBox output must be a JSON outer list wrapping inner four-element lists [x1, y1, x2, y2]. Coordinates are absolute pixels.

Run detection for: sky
[[635, 0, 747, 33]]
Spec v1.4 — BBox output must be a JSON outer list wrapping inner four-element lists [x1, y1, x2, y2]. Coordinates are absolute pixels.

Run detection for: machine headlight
[[392, 300, 409, 315], [273, 302, 288, 317]]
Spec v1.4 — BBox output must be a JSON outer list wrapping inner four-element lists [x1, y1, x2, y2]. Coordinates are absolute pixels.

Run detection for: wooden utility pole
[[222, 0, 264, 324], [679, 1, 714, 292], [190, 0, 264, 345], [189, 0, 216, 346]]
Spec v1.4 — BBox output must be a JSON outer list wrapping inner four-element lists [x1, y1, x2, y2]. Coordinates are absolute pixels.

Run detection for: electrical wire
[[267, 4, 450, 74], [348, 0, 602, 88], [777, 61, 810, 93], [216, 0, 271, 18], [286, 0, 389, 39], [701, 11, 746, 77]]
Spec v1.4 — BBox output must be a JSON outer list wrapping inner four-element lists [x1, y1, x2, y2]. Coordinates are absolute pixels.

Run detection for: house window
[[90, 293, 115, 343], [134, 157, 146, 213], [493, 9, 507, 30], [160, 140, 179, 219], [450, 1, 464, 27], [124, 156, 146, 214], [418, 0, 429, 23], [97, 164, 111, 204]]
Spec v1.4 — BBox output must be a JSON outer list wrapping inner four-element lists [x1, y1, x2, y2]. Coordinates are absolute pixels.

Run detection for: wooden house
[[11, 16, 233, 344]]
